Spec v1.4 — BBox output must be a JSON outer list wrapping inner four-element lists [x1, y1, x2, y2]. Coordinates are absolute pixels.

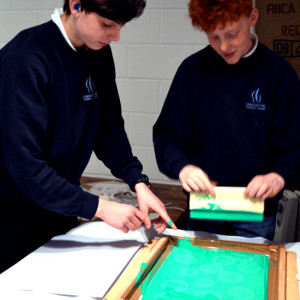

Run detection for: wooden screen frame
[[104, 236, 294, 300]]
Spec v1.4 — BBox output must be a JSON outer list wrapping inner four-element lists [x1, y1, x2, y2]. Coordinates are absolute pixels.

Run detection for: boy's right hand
[[95, 198, 145, 233], [179, 164, 216, 195], [244, 172, 285, 200]]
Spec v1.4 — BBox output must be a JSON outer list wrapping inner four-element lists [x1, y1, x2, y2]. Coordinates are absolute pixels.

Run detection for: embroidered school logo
[[82, 75, 98, 101], [246, 88, 265, 111]]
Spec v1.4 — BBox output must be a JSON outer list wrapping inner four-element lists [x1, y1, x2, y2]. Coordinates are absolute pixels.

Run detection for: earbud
[[74, 3, 80, 12]]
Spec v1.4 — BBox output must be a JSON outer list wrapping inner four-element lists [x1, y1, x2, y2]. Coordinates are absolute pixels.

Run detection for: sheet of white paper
[[0, 222, 145, 298], [0, 289, 95, 300]]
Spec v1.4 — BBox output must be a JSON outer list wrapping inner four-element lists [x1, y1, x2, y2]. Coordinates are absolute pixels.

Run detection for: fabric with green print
[[140, 238, 269, 299]]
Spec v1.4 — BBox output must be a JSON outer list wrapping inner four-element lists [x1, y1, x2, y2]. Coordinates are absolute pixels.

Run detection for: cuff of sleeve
[[175, 160, 190, 178], [125, 168, 145, 192], [79, 192, 99, 220], [273, 165, 290, 188]]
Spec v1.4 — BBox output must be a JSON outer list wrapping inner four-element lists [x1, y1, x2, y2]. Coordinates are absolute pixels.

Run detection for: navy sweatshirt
[[0, 21, 144, 229], [153, 43, 300, 216]]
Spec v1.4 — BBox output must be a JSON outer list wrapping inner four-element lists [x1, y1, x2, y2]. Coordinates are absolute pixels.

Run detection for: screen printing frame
[[104, 236, 296, 300]]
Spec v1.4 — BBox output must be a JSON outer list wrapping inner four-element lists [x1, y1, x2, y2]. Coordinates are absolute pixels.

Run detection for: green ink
[[168, 219, 173, 227], [135, 262, 148, 286], [191, 193, 263, 221], [140, 238, 269, 299], [191, 192, 264, 222], [207, 202, 221, 211], [199, 194, 212, 200], [193, 193, 222, 211], [190, 210, 264, 222]]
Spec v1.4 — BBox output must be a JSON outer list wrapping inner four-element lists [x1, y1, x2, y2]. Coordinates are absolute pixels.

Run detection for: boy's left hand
[[244, 172, 285, 200], [135, 183, 177, 234]]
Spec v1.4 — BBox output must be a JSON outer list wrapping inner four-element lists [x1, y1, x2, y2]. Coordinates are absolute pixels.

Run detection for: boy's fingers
[[167, 219, 177, 229], [143, 213, 151, 229], [156, 207, 177, 230]]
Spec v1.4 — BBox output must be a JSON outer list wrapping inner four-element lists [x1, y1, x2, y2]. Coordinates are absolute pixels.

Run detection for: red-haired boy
[[153, 0, 300, 240]]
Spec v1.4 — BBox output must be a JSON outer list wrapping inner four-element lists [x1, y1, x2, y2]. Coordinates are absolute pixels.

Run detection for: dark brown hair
[[63, 0, 146, 24]]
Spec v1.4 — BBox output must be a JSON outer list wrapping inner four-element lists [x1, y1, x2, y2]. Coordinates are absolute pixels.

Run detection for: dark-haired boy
[[0, 0, 176, 273], [153, 0, 300, 240]]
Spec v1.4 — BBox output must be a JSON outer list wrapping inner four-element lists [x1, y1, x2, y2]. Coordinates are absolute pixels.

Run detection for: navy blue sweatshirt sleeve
[[270, 61, 300, 189], [153, 61, 194, 179]]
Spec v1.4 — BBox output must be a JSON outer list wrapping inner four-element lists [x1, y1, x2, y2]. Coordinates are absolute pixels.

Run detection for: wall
[[93, 0, 208, 184], [0, 0, 63, 48], [0, 0, 208, 184]]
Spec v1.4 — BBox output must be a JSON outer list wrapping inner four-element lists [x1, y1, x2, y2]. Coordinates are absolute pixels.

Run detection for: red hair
[[189, 0, 253, 32]]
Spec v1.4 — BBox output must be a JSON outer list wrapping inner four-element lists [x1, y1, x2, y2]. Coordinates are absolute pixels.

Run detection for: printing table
[[0, 178, 299, 299], [0, 221, 299, 300]]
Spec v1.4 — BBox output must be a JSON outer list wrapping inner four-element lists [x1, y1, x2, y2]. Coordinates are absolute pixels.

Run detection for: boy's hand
[[95, 198, 145, 233], [135, 183, 177, 234], [244, 172, 285, 200], [179, 164, 216, 195]]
